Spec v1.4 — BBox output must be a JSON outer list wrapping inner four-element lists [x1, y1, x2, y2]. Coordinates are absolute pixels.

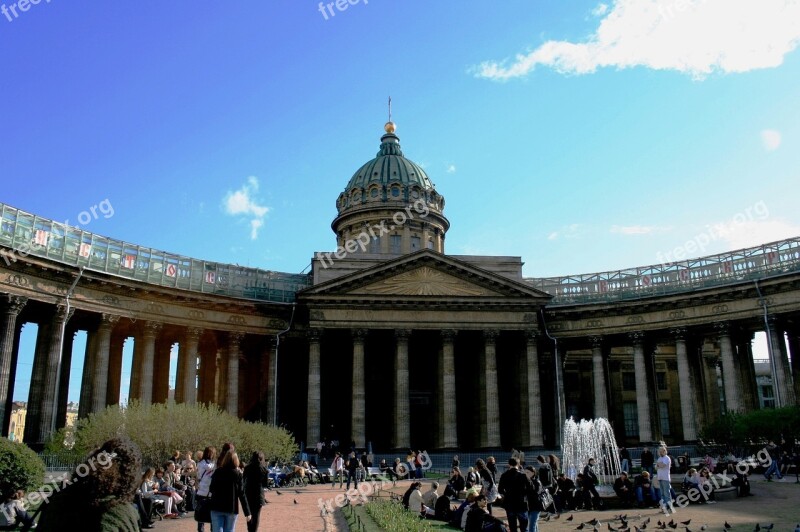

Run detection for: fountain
[[562, 417, 622, 488]]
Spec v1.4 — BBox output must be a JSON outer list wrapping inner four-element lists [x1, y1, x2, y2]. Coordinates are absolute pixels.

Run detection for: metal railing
[[0, 202, 311, 303], [3, 201, 799, 306], [526, 237, 800, 304]]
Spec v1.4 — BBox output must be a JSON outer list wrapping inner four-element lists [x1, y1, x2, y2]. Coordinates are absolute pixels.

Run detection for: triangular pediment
[[349, 265, 502, 296], [300, 250, 552, 301]]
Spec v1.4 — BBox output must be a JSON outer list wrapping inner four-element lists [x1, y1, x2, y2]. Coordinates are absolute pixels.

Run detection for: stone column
[[128, 334, 143, 403], [736, 333, 758, 411], [106, 334, 125, 406], [590, 336, 608, 419], [630, 331, 653, 442], [524, 330, 543, 447], [483, 330, 500, 448], [671, 327, 698, 440], [28, 305, 73, 445], [266, 337, 278, 424], [306, 329, 322, 445], [91, 314, 119, 413], [56, 328, 77, 430], [79, 329, 98, 417], [137, 321, 162, 406], [0, 295, 26, 432], [440, 329, 458, 448], [787, 329, 800, 404], [152, 337, 172, 404], [351, 329, 367, 449], [226, 332, 244, 415], [180, 327, 203, 405], [393, 329, 410, 450], [767, 317, 795, 406], [715, 322, 742, 412]]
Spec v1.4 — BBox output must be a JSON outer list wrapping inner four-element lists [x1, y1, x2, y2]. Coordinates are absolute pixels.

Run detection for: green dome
[[343, 131, 434, 193]]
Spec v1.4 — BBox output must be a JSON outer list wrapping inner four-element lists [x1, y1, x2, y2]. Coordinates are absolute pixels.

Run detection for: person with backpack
[[536, 456, 553, 492]]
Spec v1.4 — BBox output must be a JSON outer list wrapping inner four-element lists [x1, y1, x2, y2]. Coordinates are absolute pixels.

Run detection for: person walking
[[243, 451, 270, 532], [195, 446, 217, 532], [209, 451, 251, 532], [498, 458, 529, 532], [655, 447, 672, 513], [331, 452, 344, 489]]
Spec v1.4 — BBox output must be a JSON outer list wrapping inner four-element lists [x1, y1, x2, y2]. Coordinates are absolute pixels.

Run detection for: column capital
[[628, 331, 645, 345], [483, 329, 499, 342], [99, 313, 120, 329], [142, 320, 162, 338], [767, 314, 782, 327], [524, 330, 538, 342], [670, 327, 687, 340], [440, 329, 457, 342], [228, 330, 245, 348], [186, 327, 204, 341], [352, 328, 368, 341], [2, 295, 27, 316], [54, 304, 75, 323], [713, 321, 730, 336], [394, 328, 411, 340], [589, 335, 603, 348], [307, 328, 323, 342]]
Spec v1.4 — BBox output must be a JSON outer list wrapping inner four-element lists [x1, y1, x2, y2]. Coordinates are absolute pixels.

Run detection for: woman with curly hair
[[36, 437, 142, 532]]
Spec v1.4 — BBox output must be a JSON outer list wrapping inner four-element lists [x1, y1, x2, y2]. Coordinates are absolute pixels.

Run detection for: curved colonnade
[[1, 201, 799, 450]]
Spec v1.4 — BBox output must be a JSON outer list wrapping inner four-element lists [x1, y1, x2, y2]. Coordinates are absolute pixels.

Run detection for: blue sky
[[2, 1, 799, 403]]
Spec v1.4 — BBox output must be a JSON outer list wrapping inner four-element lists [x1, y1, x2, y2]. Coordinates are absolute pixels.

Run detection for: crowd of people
[[1, 438, 272, 532]]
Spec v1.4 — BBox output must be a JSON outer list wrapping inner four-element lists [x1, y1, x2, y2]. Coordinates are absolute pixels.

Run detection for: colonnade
[[0, 293, 272, 447]]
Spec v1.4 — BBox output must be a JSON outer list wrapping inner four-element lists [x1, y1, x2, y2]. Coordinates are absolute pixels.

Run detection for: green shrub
[[45, 401, 297, 467], [0, 438, 46, 495], [699, 406, 800, 451]]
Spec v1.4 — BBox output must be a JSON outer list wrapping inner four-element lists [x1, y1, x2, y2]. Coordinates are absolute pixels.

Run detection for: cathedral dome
[[336, 123, 444, 217], [332, 122, 449, 254]]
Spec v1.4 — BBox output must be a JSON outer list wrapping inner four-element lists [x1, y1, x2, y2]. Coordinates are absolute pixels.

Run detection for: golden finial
[[384, 96, 396, 133]]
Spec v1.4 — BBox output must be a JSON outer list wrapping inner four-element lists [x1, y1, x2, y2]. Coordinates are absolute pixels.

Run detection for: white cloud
[[223, 176, 270, 240], [721, 219, 800, 250], [446, 164, 457, 174], [475, 0, 800, 80], [548, 223, 584, 240], [611, 225, 658, 235], [761, 129, 782, 151], [592, 3, 609, 17]]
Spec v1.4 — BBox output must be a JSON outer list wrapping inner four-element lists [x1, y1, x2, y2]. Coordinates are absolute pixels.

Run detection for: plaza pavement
[[153, 476, 799, 531]]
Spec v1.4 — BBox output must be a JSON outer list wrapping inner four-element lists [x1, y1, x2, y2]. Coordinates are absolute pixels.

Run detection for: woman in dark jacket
[[242, 452, 269, 532], [209, 451, 251, 532]]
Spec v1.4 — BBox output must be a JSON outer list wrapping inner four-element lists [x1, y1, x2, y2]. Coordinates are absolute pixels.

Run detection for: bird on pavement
[[576, 524, 585, 530], [724, 523, 732, 530], [681, 521, 691, 526], [567, 515, 574, 522], [293, 499, 298, 504], [275, 490, 283, 495]]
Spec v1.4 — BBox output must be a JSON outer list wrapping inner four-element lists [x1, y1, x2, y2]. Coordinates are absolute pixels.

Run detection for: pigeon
[[762, 525, 773, 531], [567, 515, 574, 522], [590, 519, 600, 526], [724, 523, 732, 530], [700, 527, 707, 531], [644, 519, 652, 526], [293, 499, 298, 504], [275, 490, 283, 495], [669, 521, 677, 529], [295, 489, 301, 494], [754, 524, 760, 532], [577, 524, 586, 530], [681, 521, 691, 526]]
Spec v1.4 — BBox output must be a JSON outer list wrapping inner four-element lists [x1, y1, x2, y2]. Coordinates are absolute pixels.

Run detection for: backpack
[[539, 464, 552, 487]]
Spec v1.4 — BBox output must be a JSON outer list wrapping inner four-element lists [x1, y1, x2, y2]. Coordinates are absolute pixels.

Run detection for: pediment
[[348, 266, 502, 297], [300, 250, 553, 301]]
